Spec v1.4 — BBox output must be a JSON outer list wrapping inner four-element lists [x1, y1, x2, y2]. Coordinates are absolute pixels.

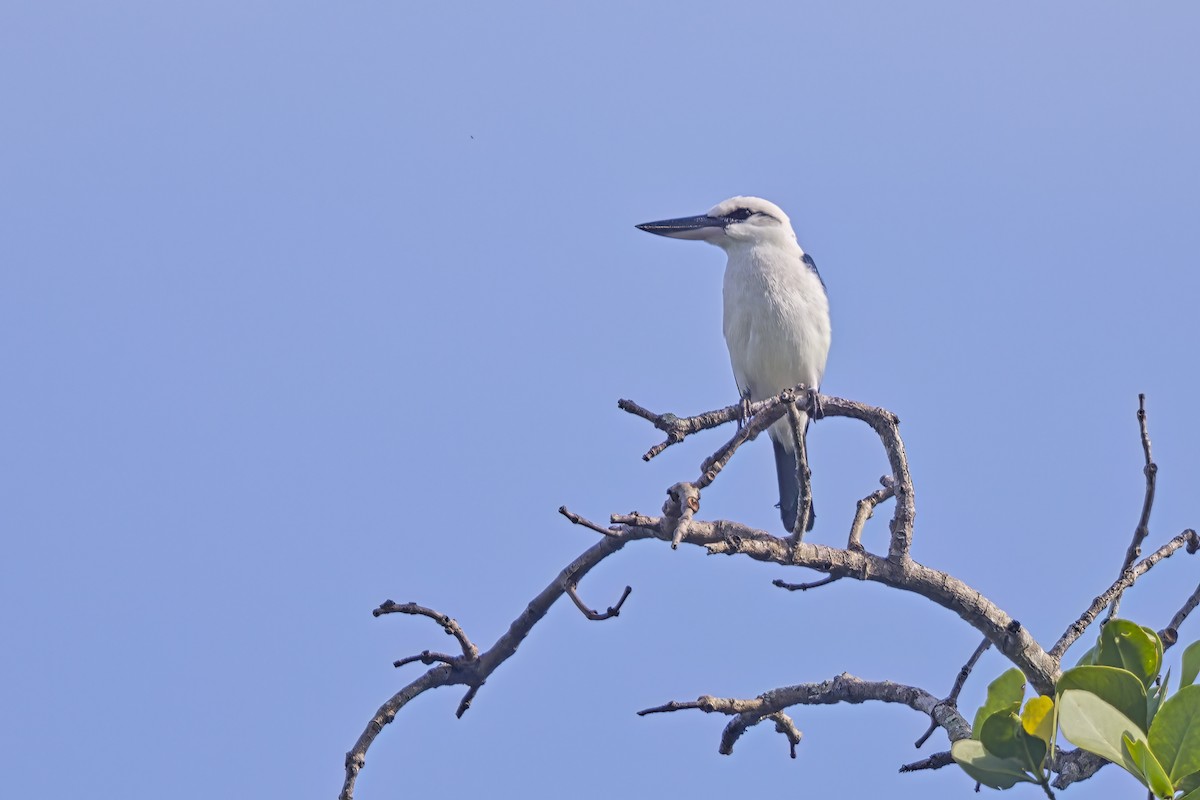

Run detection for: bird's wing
[[801, 252, 826, 292]]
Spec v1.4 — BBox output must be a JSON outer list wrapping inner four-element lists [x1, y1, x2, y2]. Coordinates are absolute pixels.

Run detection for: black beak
[[635, 214, 725, 239]]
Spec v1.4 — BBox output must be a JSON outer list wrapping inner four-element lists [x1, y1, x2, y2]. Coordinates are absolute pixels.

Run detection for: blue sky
[[4, 3, 1200, 798]]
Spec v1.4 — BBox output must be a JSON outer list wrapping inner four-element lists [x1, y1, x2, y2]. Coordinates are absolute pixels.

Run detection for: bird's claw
[[807, 388, 824, 420], [738, 390, 753, 429]]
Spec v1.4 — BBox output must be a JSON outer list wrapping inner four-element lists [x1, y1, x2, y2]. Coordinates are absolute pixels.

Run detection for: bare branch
[[373, 601, 479, 660], [773, 574, 843, 592], [1137, 392, 1154, 468], [786, 395, 813, 543], [660, 481, 702, 548], [1108, 394, 1159, 621], [622, 390, 916, 562], [766, 712, 803, 758], [1159, 582, 1200, 649], [1049, 529, 1200, 661], [849, 476, 895, 552], [899, 752, 954, 772], [341, 668, 455, 800], [393, 650, 458, 669], [1050, 749, 1108, 790], [947, 638, 992, 704], [611, 511, 659, 527], [614, 397, 660, 425], [609, 513, 1060, 693], [696, 402, 788, 489], [686, 519, 786, 557], [342, 533, 643, 800], [638, 673, 971, 759], [616, 397, 776, 463], [720, 710, 803, 758], [566, 582, 632, 620], [913, 713, 944, 751], [351, 392, 1195, 798], [455, 685, 480, 718], [637, 699, 705, 716], [559, 505, 621, 537], [915, 638, 992, 748]]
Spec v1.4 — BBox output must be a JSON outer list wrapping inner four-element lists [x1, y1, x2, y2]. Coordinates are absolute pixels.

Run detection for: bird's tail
[[773, 434, 814, 534]]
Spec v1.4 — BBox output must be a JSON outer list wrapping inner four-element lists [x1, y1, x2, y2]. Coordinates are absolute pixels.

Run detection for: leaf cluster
[[953, 621, 1200, 798]]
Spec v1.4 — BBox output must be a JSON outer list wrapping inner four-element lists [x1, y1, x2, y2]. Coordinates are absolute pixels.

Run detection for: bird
[[635, 196, 831, 534]]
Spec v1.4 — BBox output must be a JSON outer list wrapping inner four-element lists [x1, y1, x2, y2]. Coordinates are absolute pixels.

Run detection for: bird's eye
[[725, 208, 756, 221]]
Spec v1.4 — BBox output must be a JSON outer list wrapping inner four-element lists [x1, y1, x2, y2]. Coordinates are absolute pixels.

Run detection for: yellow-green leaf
[[1021, 695, 1055, 747]]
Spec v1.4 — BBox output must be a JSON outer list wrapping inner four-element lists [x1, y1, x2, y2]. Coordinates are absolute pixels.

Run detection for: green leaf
[[1177, 770, 1200, 796], [1147, 683, 1200, 782], [1122, 734, 1173, 798], [1058, 689, 1147, 777], [1057, 665, 1148, 732], [1142, 624, 1165, 674], [1075, 642, 1099, 667], [979, 711, 1047, 773], [950, 739, 1036, 789], [1014, 725, 1048, 774], [972, 668, 1026, 737], [1097, 620, 1162, 688], [1021, 695, 1055, 748], [1182, 640, 1200, 688], [979, 712, 1023, 760], [1147, 668, 1170, 728], [1179, 787, 1200, 800]]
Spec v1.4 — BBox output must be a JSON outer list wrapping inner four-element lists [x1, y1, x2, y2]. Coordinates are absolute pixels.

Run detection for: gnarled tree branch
[[618, 389, 916, 562], [345, 391, 1198, 799]]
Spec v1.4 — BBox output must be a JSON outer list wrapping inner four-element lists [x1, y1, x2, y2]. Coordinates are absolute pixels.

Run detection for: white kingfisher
[[636, 196, 832, 534]]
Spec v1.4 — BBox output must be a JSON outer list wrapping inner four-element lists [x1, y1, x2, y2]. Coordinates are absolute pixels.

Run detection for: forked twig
[[341, 533, 640, 800], [374, 601, 479, 660]]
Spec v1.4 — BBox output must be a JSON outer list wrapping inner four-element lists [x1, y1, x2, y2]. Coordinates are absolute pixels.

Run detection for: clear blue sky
[[4, 3, 1199, 798]]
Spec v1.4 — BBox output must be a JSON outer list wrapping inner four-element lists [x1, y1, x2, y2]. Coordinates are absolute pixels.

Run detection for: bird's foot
[[807, 388, 824, 420], [738, 390, 753, 429]]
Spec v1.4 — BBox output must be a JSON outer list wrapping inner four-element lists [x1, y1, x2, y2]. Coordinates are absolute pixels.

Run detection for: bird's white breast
[[722, 242, 831, 444]]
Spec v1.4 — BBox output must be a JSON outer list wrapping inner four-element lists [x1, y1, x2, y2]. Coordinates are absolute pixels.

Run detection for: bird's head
[[635, 196, 796, 250]]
